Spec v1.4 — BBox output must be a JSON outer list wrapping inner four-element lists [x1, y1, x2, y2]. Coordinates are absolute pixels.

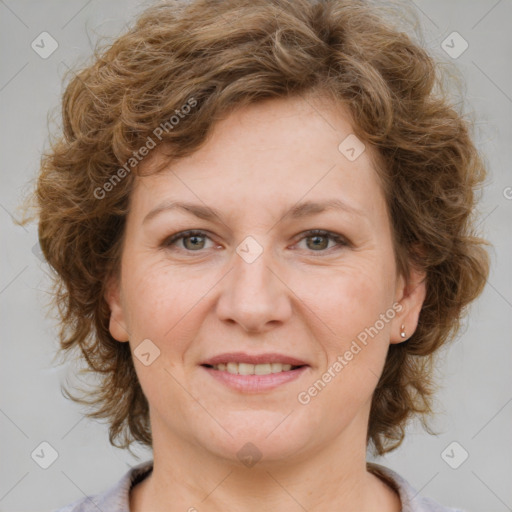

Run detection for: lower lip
[[201, 365, 309, 393]]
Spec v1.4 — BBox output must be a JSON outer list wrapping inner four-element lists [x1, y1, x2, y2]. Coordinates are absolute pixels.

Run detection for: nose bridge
[[234, 238, 274, 294], [216, 236, 291, 332]]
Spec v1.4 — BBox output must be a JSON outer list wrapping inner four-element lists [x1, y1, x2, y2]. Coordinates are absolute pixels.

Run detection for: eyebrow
[[142, 198, 364, 225]]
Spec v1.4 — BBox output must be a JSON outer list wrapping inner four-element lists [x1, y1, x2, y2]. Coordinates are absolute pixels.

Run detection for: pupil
[[186, 235, 203, 249], [310, 235, 327, 250]]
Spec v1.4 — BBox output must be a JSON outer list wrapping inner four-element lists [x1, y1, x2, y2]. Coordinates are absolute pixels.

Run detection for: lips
[[200, 353, 310, 393]]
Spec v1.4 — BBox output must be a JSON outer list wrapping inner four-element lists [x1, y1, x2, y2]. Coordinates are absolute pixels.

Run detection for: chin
[[193, 409, 320, 465]]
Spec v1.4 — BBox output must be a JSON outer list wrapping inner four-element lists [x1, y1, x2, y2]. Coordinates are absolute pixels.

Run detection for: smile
[[200, 364, 309, 393], [205, 362, 303, 375]]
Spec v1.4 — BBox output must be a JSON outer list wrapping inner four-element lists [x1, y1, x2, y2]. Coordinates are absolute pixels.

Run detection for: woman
[[25, 0, 490, 510]]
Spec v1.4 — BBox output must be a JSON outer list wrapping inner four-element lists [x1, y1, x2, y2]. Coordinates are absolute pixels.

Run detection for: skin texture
[[105, 94, 426, 512]]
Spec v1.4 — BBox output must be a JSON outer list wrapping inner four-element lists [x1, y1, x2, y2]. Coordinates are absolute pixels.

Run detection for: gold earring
[[400, 324, 407, 339]]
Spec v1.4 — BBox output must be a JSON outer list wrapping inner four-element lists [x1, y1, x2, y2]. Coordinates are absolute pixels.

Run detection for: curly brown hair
[[20, 0, 491, 457]]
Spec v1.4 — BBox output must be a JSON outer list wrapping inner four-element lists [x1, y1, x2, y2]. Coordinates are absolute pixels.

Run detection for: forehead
[[131, 95, 387, 224]]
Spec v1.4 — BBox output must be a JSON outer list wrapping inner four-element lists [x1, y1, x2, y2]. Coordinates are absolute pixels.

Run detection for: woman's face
[[106, 94, 425, 465]]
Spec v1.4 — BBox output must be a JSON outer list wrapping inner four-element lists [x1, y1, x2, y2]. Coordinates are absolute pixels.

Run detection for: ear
[[390, 261, 427, 344], [104, 272, 130, 342]]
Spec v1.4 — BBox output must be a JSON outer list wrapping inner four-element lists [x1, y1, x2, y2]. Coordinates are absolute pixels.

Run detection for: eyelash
[[162, 229, 349, 255]]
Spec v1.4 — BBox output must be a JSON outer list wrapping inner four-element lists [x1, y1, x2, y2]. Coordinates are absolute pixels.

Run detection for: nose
[[215, 247, 293, 334]]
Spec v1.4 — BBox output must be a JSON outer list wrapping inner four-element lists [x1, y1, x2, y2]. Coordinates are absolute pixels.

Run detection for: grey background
[[1, 1, 511, 511]]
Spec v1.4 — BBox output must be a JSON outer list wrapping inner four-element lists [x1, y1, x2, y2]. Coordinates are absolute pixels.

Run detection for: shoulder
[[53, 460, 154, 512], [367, 462, 466, 512]]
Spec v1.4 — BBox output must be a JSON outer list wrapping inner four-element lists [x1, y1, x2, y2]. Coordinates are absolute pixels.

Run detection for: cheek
[[292, 259, 394, 404], [121, 256, 195, 345], [293, 258, 395, 345], [121, 260, 201, 410]]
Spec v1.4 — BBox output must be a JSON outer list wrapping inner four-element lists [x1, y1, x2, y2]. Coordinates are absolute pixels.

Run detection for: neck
[[130, 414, 401, 512]]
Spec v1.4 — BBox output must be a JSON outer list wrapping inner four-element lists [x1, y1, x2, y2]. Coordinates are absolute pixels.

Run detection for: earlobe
[[391, 264, 427, 344], [104, 273, 130, 342]]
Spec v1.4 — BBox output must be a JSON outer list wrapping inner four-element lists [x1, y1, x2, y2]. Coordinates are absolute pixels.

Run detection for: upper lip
[[201, 352, 309, 367]]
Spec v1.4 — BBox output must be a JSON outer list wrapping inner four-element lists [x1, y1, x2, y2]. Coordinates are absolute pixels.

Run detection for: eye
[[163, 230, 214, 251], [294, 229, 349, 252], [162, 229, 349, 254]]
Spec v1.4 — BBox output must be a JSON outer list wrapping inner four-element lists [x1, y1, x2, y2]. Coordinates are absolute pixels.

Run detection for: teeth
[[212, 362, 295, 374], [255, 363, 271, 375], [227, 362, 238, 374]]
